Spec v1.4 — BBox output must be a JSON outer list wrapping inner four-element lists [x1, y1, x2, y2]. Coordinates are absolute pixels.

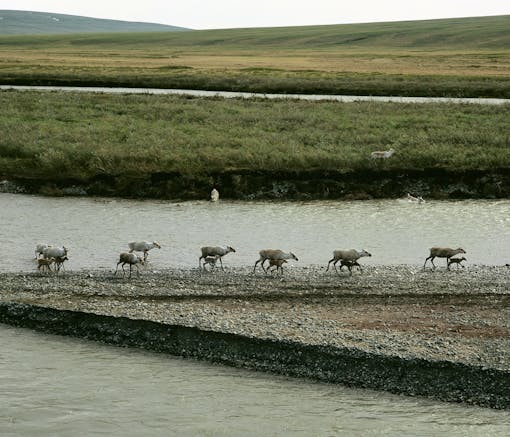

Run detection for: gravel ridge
[[1, 264, 509, 373]]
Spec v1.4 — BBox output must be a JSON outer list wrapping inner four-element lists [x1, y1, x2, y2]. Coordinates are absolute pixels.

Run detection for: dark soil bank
[[2, 168, 510, 200], [1, 302, 509, 409], [1, 265, 509, 408]]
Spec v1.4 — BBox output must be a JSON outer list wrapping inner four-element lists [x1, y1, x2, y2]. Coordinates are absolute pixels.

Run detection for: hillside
[[147, 14, 510, 50], [1, 13, 509, 48], [0, 10, 189, 34]]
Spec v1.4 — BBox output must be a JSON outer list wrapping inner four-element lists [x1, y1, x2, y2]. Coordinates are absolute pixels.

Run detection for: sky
[[1, 0, 509, 29]]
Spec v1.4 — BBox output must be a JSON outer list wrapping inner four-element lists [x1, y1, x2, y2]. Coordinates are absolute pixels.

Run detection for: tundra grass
[[0, 90, 509, 182], [1, 15, 510, 98], [3, 66, 510, 98]]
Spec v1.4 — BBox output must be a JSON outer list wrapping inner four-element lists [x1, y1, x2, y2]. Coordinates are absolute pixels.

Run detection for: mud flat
[[0, 265, 509, 408]]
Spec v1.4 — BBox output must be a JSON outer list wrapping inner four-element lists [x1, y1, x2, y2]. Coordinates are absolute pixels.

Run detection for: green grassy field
[[1, 15, 509, 198], [1, 15, 510, 97], [1, 90, 508, 183]]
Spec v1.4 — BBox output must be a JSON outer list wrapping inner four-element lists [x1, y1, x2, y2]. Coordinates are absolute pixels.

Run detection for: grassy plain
[[1, 15, 510, 97], [1, 15, 509, 194], [1, 90, 509, 182]]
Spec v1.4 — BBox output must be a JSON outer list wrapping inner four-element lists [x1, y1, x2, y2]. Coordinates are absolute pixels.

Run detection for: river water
[[1, 85, 509, 105], [2, 193, 510, 433], [0, 193, 509, 272], [1, 324, 509, 436]]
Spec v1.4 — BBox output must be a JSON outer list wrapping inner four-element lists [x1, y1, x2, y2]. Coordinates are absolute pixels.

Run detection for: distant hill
[[1, 12, 509, 50], [172, 14, 510, 51], [0, 10, 189, 34]]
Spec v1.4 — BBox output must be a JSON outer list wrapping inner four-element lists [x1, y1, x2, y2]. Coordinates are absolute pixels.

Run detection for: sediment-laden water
[[1, 324, 509, 436], [1, 85, 509, 105], [0, 193, 508, 272], [2, 193, 510, 432]]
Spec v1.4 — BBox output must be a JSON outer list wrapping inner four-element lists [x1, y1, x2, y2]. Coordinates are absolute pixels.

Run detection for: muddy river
[[2, 193, 510, 434], [0, 193, 508, 272], [2, 85, 509, 105], [1, 324, 509, 436]]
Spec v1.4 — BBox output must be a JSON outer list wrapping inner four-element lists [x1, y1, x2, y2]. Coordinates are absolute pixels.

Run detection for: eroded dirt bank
[[2, 168, 510, 200], [1, 265, 509, 408]]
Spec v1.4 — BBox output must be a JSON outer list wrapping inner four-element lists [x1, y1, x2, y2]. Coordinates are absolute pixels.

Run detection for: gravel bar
[[1, 265, 509, 408]]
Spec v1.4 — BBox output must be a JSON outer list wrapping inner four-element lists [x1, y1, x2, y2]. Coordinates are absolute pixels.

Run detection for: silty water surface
[[0, 193, 508, 272], [1, 324, 509, 436]]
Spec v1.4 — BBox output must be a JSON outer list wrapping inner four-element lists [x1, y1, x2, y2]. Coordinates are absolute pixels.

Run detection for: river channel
[[2, 194, 510, 434], [0, 193, 509, 272], [1, 85, 509, 105], [1, 324, 509, 436]]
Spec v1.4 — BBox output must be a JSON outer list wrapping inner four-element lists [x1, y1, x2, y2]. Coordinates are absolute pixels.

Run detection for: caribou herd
[[34, 239, 473, 278], [37, 144, 478, 278]]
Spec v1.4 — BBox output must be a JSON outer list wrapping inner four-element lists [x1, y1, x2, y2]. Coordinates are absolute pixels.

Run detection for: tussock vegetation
[[1, 91, 509, 181], [1, 15, 510, 97]]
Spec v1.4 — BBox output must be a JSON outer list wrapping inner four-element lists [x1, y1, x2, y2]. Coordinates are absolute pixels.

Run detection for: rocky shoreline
[[1, 265, 509, 408]]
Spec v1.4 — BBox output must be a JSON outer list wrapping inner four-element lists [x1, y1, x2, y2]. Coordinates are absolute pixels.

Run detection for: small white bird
[[210, 188, 219, 202]]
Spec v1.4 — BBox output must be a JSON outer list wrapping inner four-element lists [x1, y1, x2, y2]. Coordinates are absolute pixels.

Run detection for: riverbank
[[1, 90, 510, 200], [2, 168, 510, 200], [1, 265, 509, 408]]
